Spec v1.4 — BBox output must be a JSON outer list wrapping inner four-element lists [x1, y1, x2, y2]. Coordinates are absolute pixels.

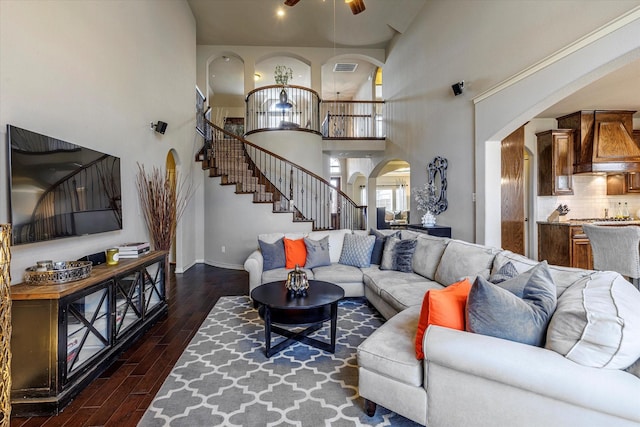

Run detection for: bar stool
[[583, 224, 640, 290]]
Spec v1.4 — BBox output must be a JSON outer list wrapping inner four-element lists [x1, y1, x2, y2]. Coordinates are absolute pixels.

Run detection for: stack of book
[[117, 242, 151, 259]]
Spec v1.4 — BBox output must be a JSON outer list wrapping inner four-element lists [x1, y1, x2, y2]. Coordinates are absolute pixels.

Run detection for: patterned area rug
[[139, 296, 420, 426]]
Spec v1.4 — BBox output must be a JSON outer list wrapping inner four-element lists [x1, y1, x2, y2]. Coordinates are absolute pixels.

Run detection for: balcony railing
[[321, 100, 385, 139], [245, 85, 321, 136]]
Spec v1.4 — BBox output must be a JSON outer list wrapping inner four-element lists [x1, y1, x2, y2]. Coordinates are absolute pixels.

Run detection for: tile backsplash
[[537, 175, 640, 221]]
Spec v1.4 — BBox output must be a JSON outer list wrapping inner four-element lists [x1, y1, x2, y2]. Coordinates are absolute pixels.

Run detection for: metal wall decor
[[427, 156, 448, 215]]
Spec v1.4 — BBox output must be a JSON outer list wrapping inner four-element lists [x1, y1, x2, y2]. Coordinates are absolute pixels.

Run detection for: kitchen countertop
[[537, 219, 640, 226]]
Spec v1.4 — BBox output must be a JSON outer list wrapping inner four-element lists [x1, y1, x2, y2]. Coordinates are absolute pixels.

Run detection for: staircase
[[196, 120, 366, 231]]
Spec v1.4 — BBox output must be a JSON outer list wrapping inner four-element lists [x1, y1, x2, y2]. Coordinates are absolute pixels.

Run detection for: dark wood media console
[[10, 251, 168, 417]]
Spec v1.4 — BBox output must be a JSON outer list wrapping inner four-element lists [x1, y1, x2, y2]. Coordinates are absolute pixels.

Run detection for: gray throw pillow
[[258, 238, 285, 271], [379, 236, 400, 270], [339, 233, 375, 268], [466, 261, 557, 347], [489, 261, 519, 284], [394, 238, 418, 272], [304, 236, 331, 268]]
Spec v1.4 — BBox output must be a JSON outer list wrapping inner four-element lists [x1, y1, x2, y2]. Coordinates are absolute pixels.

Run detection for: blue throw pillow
[[258, 238, 286, 271], [304, 236, 331, 268], [339, 233, 375, 268], [466, 261, 557, 347], [394, 238, 418, 272]]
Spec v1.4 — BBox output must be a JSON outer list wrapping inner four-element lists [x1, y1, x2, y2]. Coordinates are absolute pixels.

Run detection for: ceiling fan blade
[[346, 0, 366, 14], [284, 0, 300, 6]]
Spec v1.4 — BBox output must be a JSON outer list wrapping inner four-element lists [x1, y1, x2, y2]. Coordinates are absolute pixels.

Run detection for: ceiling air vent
[[333, 63, 358, 73]]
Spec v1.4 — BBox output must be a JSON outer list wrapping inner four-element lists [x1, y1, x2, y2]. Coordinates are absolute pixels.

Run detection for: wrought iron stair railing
[[196, 119, 366, 231]]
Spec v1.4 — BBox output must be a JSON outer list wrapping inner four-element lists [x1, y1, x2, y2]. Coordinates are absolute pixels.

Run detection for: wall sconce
[[150, 121, 168, 134], [451, 81, 464, 96]]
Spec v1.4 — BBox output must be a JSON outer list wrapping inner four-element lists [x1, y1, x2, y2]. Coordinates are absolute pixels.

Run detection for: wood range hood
[[557, 110, 640, 174]]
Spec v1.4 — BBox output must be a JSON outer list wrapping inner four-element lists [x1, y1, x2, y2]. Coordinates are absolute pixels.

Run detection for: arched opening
[[369, 159, 411, 229], [208, 53, 245, 131], [475, 20, 640, 251], [166, 150, 177, 264]]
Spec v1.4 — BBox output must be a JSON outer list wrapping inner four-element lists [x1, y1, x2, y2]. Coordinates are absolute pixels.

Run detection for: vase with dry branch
[[0, 224, 11, 424], [136, 164, 193, 251]]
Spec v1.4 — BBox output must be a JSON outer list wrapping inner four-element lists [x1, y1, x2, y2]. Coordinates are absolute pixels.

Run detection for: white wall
[[248, 131, 324, 176], [0, 0, 198, 283], [382, 0, 640, 243], [204, 177, 311, 269], [474, 5, 640, 245]]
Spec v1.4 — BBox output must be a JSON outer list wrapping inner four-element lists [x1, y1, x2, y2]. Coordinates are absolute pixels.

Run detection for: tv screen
[[7, 125, 122, 245]]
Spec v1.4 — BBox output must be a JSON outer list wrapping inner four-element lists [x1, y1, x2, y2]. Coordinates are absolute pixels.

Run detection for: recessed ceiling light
[[277, 8, 285, 17]]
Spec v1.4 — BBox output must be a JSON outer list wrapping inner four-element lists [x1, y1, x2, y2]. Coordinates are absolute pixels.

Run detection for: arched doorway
[[369, 159, 411, 229], [166, 150, 177, 264]]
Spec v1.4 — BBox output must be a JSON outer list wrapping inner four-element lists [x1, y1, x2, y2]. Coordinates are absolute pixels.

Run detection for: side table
[[407, 224, 452, 238]]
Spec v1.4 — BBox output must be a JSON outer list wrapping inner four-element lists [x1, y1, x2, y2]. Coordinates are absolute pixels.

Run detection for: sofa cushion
[[363, 267, 428, 296], [493, 250, 591, 297], [415, 278, 472, 359], [307, 229, 351, 263], [283, 237, 307, 268], [435, 240, 498, 286], [411, 234, 449, 280], [312, 263, 363, 284], [357, 305, 423, 387], [466, 262, 557, 347], [304, 236, 331, 268], [546, 271, 640, 369], [339, 233, 375, 268], [258, 238, 286, 271], [379, 280, 444, 313]]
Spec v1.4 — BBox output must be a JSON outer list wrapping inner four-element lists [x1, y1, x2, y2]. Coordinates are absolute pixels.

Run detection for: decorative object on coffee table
[[136, 163, 194, 251], [0, 225, 11, 424], [285, 264, 309, 297], [251, 280, 344, 357]]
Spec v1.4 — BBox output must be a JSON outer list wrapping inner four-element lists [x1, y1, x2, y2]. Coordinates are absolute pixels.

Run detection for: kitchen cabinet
[[571, 232, 593, 270], [10, 251, 168, 416], [537, 129, 574, 196], [557, 110, 639, 174], [538, 223, 593, 269], [606, 172, 640, 195]]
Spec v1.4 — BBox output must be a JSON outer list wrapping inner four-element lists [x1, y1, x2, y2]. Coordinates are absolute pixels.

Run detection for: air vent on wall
[[333, 63, 358, 73]]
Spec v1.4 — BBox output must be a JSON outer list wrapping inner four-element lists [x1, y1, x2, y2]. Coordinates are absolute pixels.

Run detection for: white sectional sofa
[[244, 228, 640, 426]]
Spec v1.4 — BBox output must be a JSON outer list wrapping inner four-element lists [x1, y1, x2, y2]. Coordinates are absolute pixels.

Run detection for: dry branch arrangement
[[136, 164, 193, 251]]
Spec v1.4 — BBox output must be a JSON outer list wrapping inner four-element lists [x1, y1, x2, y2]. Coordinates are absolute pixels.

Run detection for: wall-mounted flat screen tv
[[7, 125, 122, 245]]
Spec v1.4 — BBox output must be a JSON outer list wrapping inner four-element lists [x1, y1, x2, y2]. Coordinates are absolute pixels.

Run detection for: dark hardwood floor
[[10, 264, 249, 427]]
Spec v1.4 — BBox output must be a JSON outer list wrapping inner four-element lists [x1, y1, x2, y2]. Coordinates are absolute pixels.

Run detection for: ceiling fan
[[284, 0, 366, 15]]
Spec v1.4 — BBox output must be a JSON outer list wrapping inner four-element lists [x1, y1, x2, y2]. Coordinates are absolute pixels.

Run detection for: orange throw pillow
[[414, 278, 472, 360], [283, 237, 307, 269]]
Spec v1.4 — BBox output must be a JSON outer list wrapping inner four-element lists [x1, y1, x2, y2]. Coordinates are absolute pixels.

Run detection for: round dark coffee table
[[250, 280, 345, 357]]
